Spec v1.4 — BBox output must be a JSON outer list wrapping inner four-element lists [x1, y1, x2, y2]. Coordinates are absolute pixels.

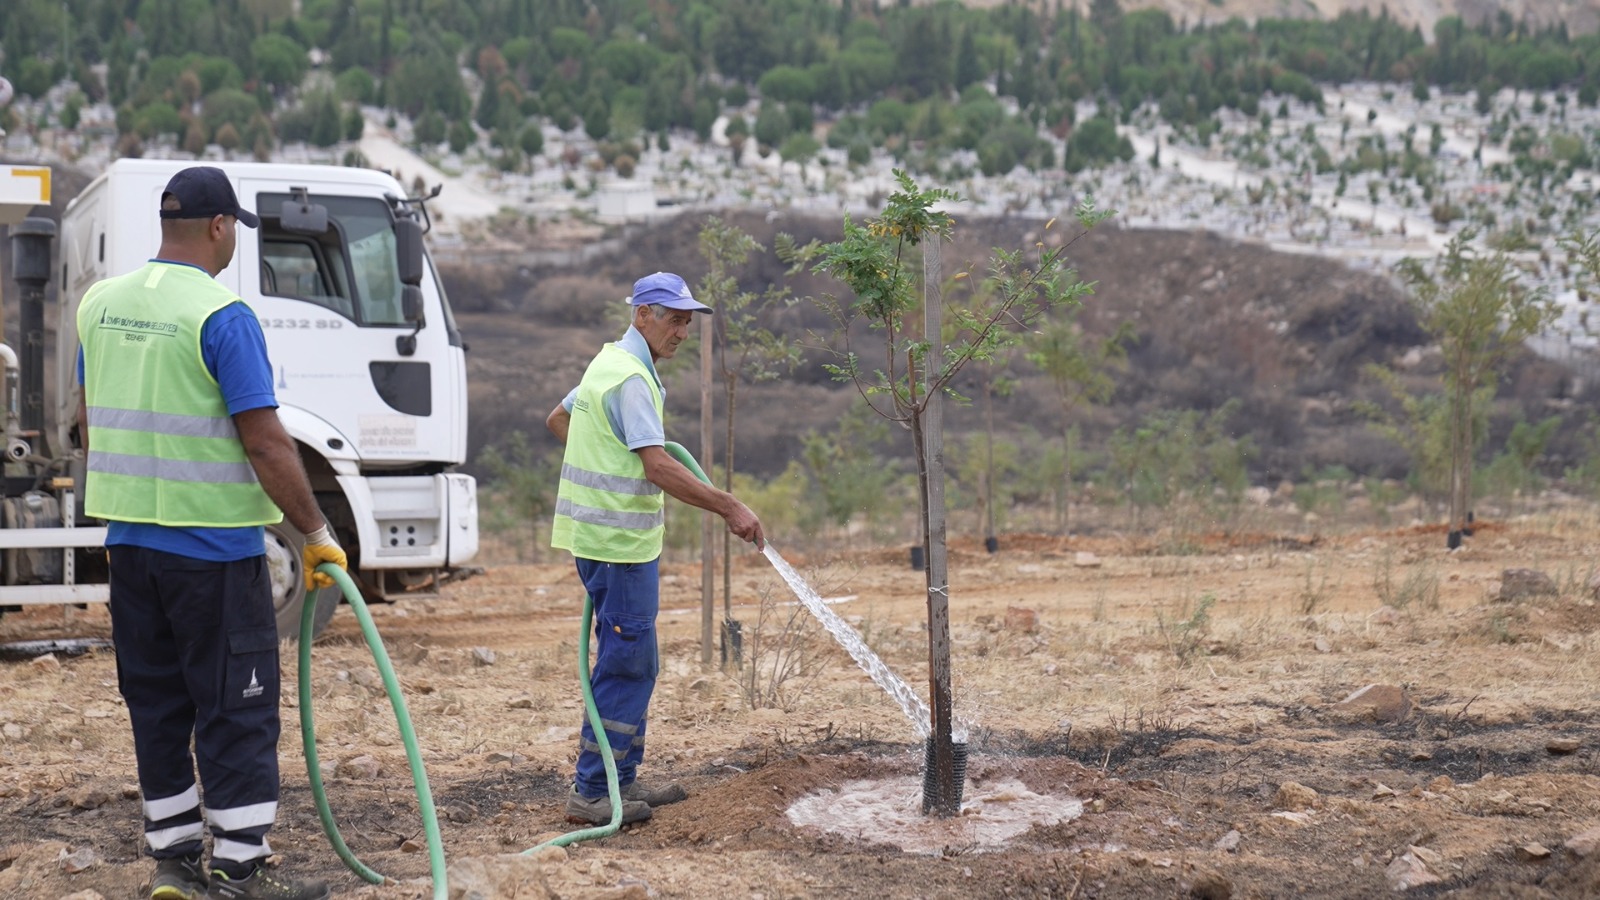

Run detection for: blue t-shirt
[[561, 326, 666, 450], [79, 260, 278, 561]]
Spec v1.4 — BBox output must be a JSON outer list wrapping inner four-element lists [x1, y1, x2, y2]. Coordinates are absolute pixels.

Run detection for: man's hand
[[725, 500, 765, 551], [303, 524, 348, 590]]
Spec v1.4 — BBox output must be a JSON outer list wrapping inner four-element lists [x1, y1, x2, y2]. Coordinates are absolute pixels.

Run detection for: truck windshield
[[256, 193, 408, 326]]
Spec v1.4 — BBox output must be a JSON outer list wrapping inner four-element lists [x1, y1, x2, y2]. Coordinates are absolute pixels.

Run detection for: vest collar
[[148, 258, 212, 276]]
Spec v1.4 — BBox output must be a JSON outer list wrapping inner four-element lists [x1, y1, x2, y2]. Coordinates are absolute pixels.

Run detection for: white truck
[[1, 158, 478, 639]]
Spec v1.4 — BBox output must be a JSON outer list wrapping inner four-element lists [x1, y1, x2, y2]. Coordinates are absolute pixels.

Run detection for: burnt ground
[[5, 514, 1600, 898]]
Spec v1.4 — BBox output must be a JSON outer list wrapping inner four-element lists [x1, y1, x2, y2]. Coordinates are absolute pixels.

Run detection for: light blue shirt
[[562, 325, 665, 450]]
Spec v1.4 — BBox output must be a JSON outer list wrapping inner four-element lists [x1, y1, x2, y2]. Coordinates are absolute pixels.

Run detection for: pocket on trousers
[[596, 613, 657, 681], [223, 626, 278, 710]]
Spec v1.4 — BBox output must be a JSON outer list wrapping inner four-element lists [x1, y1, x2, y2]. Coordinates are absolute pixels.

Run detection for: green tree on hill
[[20, 0, 1600, 172], [251, 33, 309, 94], [475, 75, 501, 130]]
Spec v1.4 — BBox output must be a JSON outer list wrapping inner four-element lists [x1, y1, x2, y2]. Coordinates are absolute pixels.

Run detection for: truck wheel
[[265, 521, 340, 641]]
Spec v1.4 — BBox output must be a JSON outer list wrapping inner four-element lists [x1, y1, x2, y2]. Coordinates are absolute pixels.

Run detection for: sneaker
[[622, 779, 687, 807], [564, 786, 652, 825], [150, 855, 208, 900], [206, 864, 330, 900]]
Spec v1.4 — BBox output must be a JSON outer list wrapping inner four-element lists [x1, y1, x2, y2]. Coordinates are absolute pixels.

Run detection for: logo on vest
[[243, 668, 264, 700]]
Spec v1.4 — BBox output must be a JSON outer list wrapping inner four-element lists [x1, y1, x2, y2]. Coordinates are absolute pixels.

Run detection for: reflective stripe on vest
[[551, 343, 665, 563], [78, 262, 281, 528]]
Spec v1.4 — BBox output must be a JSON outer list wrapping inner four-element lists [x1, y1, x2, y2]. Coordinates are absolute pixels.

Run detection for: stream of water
[[763, 544, 968, 742]]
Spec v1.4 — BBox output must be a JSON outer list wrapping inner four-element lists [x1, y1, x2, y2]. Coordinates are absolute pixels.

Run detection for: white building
[[596, 180, 656, 221]]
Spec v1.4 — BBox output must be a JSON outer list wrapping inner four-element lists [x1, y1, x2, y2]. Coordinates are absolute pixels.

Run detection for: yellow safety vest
[[550, 343, 665, 562], [78, 262, 281, 527]]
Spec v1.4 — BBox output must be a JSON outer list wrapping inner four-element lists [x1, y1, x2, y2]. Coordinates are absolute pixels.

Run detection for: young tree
[[477, 430, 560, 560], [1396, 232, 1556, 547], [1357, 365, 1463, 513], [1025, 313, 1135, 532], [697, 218, 802, 660], [799, 401, 899, 538], [971, 366, 1015, 550], [793, 171, 1110, 816]]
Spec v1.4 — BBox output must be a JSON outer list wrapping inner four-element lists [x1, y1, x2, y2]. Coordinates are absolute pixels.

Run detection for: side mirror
[[395, 217, 424, 287], [401, 284, 424, 323], [396, 284, 424, 357], [280, 188, 328, 235]]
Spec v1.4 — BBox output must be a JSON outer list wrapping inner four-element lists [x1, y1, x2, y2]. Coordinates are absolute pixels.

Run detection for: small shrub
[[1157, 594, 1215, 665], [735, 581, 828, 711], [1376, 553, 1440, 611], [1299, 557, 1331, 614]]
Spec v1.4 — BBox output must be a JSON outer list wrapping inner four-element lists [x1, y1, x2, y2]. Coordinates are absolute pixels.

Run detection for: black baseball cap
[[158, 166, 259, 229]]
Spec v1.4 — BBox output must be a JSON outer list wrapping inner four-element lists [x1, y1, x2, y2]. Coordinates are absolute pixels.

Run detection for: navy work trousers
[[109, 546, 281, 866], [573, 558, 659, 799]]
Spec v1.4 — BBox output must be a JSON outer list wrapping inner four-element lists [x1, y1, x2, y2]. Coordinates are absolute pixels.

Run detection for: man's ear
[[210, 214, 228, 240]]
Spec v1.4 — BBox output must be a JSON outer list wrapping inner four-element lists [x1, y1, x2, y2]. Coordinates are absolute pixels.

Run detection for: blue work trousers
[[573, 558, 659, 799], [109, 546, 281, 866]]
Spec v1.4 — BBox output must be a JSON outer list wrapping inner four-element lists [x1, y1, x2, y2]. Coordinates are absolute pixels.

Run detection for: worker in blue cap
[[546, 271, 764, 825]]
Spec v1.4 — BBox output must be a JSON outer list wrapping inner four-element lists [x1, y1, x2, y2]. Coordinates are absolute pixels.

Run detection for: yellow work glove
[[303, 524, 348, 591]]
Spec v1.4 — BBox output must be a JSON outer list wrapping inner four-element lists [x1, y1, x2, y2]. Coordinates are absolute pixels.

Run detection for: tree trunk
[[920, 238, 958, 817], [1448, 374, 1468, 547], [723, 381, 738, 661], [700, 311, 715, 666], [1061, 426, 1073, 535], [983, 380, 995, 542]]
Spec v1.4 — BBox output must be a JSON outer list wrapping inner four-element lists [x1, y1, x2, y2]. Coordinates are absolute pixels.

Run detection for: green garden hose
[[667, 440, 712, 483], [523, 440, 711, 853], [521, 588, 625, 852], [300, 564, 447, 899]]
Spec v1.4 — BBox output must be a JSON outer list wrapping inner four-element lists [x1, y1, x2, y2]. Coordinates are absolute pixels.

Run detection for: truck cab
[[36, 159, 479, 637]]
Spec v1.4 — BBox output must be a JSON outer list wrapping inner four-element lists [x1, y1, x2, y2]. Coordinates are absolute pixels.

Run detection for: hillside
[[439, 211, 1582, 492], [1, 162, 1585, 511]]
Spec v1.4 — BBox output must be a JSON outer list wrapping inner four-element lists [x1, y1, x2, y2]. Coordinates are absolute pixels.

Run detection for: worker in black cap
[[77, 165, 345, 900]]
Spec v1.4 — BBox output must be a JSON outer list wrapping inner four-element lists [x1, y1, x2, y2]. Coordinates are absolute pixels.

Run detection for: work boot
[[150, 854, 208, 900], [622, 779, 687, 807], [565, 786, 652, 825], [206, 863, 330, 900]]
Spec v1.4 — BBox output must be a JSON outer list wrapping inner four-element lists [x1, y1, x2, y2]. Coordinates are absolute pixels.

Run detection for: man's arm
[[234, 406, 326, 535], [637, 444, 764, 549], [546, 402, 571, 444]]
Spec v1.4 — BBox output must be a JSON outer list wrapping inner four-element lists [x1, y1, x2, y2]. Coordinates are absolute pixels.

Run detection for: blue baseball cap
[[159, 166, 259, 228], [630, 272, 712, 313]]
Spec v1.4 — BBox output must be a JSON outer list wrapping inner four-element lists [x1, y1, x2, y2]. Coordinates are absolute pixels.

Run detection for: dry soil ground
[[4, 511, 1600, 899]]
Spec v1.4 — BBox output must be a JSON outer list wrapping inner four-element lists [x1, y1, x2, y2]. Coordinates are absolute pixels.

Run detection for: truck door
[[236, 184, 462, 467]]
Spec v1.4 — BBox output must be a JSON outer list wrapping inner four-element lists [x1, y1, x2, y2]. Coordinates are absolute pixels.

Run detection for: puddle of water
[[785, 775, 1083, 854]]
